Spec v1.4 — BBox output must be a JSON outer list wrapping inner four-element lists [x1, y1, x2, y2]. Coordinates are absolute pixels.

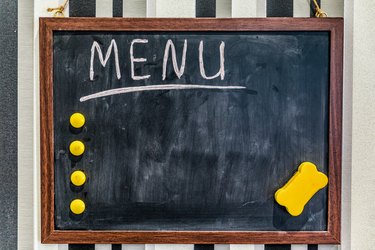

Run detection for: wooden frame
[[40, 17, 343, 244]]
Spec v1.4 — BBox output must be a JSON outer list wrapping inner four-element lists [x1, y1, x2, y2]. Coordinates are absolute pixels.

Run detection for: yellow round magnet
[[69, 140, 85, 156], [70, 113, 85, 128], [70, 170, 86, 186], [70, 199, 85, 215]]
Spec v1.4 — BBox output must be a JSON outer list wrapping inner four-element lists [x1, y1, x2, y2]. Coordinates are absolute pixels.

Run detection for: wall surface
[[18, 0, 34, 249], [351, 0, 375, 249], [12, 0, 366, 249]]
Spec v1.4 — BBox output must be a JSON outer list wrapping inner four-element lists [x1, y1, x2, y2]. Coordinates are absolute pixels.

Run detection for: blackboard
[[40, 18, 343, 244]]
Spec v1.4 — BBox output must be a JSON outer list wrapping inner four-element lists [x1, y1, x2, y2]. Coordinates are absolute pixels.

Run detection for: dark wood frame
[[40, 17, 343, 244]]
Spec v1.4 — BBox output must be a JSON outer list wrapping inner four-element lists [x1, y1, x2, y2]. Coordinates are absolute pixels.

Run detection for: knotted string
[[47, 0, 69, 17], [312, 0, 328, 18]]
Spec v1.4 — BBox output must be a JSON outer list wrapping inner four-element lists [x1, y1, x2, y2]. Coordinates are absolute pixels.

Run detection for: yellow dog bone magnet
[[275, 162, 328, 216]]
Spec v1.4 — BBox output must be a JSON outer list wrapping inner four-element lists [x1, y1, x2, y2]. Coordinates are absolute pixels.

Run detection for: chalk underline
[[79, 84, 247, 102]]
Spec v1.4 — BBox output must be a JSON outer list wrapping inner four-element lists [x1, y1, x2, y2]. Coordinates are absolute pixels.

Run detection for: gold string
[[311, 0, 327, 18], [47, 0, 69, 17]]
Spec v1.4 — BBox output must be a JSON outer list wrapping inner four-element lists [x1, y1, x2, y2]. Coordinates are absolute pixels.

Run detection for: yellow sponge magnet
[[275, 162, 328, 216]]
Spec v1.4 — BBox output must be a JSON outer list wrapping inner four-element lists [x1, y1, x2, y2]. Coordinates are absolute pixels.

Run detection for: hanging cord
[[311, 0, 327, 18], [47, 0, 69, 17]]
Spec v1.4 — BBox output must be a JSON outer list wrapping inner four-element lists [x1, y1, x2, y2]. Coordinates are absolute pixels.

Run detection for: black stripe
[[69, 1, 96, 249], [310, 0, 321, 17], [113, 0, 123, 17], [194, 245, 215, 250], [69, 0, 96, 17], [193, 20, 214, 250], [265, 245, 291, 250], [69, 244, 95, 250], [196, 0, 216, 17], [112, 244, 122, 250], [0, 0, 17, 249], [266, 0, 293, 17], [308, 245, 318, 250]]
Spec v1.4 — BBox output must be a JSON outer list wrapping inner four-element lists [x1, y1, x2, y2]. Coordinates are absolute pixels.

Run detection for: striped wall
[[12, 0, 349, 249]]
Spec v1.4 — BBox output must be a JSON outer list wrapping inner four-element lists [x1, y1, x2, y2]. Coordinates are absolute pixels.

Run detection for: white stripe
[[230, 245, 265, 250], [123, 244, 146, 250], [230, 245, 253, 250], [80, 84, 247, 102], [31, 0, 64, 249], [18, 0, 35, 248], [123, 0, 147, 17], [293, 0, 310, 17], [232, 0, 257, 17], [217, 0, 232, 17], [145, 245, 156, 250], [318, 246, 339, 250], [291, 245, 308, 250], [154, 245, 194, 250], [96, 0, 113, 17], [146, 0, 156, 17], [64, 0, 69, 17], [342, 1, 353, 250], [96, 244, 113, 250], [58, 245, 69, 250], [256, 0, 266, 17], [321, 0, 344, 17], [215, 245, 230, 250], [352, 0, 375, 247], [231, 0, 265, 17], [254, 245, 264, 250], [155, 0, 195, 17]]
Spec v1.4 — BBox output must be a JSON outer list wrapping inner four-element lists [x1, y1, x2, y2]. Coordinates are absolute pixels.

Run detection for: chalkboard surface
[[40, 18, 343, 244], [53, 30, 329, 230]]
